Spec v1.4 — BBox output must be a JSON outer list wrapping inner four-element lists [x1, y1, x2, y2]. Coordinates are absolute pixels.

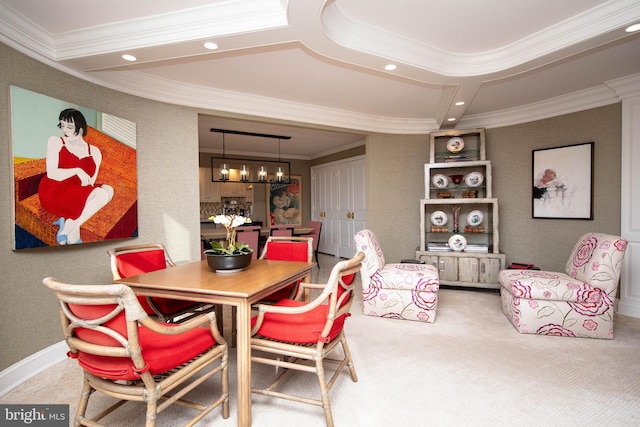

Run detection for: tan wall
[[363, 105, 622, 270], [0, 41, 623, 372], [488, 105, 622, 271], [0, 44, 203, 369]]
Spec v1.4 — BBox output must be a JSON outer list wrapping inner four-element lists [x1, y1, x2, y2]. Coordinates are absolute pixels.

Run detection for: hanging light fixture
[[219, 133, 229, 181], [276, 138, 284, 182], [209, 128, 291, 184]]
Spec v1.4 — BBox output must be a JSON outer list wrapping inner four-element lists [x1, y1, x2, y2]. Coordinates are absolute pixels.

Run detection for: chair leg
[[315, 358, 334, 427], [315, 250, 319, 267], [341, 334, 358, 382], [75, 378, 92, 427]]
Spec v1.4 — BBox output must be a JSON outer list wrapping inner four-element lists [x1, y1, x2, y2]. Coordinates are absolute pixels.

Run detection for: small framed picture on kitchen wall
[[267, 176, 302, 227]]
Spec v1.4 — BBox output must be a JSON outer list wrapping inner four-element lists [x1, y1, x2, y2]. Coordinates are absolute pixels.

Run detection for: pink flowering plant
[[204, 214, 253, 255]]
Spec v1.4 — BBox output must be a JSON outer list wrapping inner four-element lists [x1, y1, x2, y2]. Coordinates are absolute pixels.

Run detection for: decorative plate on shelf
[[432, 174, 449, 188], [465, 171, 484, 187], [448, 234, 467, 251], [430, 210, 448, 226], [467, 210, 484, 227], [446, 137, 465, 153]]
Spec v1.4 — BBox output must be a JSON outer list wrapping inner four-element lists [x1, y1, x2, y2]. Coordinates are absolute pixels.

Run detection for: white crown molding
[[0, 4, 55, 59], [0, 0, 289, 61], [91, 69, 439, 135], [2, 31, 633, 136], [457, 85, 621, 129], [322, 0, 640, 77], [605, 73, 640, 100]]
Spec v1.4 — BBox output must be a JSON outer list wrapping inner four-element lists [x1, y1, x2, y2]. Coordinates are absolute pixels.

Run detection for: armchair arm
[[251, 286, 330, 335], [291, 281, 325, 301], [139, 310, 226, 344]]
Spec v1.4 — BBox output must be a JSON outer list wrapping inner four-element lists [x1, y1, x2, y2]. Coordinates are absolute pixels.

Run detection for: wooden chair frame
[[307, 220, 322, 266], [258, 236, 314, 301], [108, 243, 213, 323], [43, 277, 229, 427], [250, 252, 364, 427]]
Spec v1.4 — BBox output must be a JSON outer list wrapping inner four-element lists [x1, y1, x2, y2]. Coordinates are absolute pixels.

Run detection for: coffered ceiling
[[1, 0, 639, 158]]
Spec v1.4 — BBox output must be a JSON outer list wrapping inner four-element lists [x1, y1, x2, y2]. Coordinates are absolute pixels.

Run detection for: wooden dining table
[[116, 258, 314, 427]]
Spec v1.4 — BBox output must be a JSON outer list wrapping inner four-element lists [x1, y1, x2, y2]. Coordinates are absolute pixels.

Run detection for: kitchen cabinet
[[199, 167, 220, 202], [199, 167, 252, 202]]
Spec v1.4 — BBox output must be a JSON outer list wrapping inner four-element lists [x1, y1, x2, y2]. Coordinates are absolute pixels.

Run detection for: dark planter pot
[[205, 252, 252, 273]]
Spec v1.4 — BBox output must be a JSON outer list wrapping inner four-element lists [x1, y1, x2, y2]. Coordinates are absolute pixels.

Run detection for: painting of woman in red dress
[[38, 109, 114, 245]]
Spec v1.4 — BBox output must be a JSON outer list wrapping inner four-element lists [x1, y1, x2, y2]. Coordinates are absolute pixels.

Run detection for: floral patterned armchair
[[499, 232, 627, 339], [354, 229, 440, 322]]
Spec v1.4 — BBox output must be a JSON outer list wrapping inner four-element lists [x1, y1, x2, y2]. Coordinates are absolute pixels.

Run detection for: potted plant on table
[[204, 214, 254, 272]]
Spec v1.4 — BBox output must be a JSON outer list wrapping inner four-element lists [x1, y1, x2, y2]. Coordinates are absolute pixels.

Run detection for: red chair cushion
[[69, 304, 216, 380], [116, 250, 194, 316], [262, 241, 309, 299], [265, 241, 308, 262], [252, 299, 348, 344], [116, 249, 166, 277]]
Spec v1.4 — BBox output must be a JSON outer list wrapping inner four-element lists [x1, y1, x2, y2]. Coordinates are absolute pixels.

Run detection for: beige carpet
[[3, 262, 640, 426]]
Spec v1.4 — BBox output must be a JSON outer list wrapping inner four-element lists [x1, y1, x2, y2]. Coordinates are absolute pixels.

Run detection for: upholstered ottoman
[[354, 229, 440, 322]]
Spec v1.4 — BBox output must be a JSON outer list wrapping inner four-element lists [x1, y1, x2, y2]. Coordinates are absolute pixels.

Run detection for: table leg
[[236, 299, 252, 426]]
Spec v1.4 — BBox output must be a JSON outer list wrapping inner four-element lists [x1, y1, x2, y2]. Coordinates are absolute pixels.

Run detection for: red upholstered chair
[[307, 220, 322, 266], [258, 236, 313, 302], [236, 225, 261, 259], [251, 252, 364, 426], [108, 243, 210, 322], [42, 277, 229, 427]]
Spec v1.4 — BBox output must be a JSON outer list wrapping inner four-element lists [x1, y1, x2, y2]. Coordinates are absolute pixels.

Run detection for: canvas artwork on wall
[[10, 86, 138, 250], [267, 176, 302, 227], [532, 142, 593, 219]]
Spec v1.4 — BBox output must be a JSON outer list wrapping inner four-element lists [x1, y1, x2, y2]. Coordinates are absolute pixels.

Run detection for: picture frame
[[267, 175, 302, 227], [532, 142, 593, 219], [10, 86, 139, 249]]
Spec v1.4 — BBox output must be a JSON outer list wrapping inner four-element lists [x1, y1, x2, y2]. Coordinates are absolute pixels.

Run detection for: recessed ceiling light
[[204, 42, 219, 50], [122, 54, 137, 62], [447, 117, 456, 122], [626, 23, 640, 32], [384, 64, 397, 71], [455, 101, 465, 106]]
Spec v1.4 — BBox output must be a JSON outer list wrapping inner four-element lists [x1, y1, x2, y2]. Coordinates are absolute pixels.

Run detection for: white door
[[311, 164, 337, 255], [338, 158, 366, 258], [312, 156, 366, 258]]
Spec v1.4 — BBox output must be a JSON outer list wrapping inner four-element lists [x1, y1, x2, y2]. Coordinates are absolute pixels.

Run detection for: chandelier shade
[[210, 128, 292, 184], [210, 157, 291, 184]]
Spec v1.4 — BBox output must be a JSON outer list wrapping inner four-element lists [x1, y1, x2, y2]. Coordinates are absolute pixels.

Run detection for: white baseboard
[[0, 341, 67, 397]]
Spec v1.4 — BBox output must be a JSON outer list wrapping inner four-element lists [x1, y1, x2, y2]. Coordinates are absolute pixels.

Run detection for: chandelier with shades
[[210, 128, 291, 184]]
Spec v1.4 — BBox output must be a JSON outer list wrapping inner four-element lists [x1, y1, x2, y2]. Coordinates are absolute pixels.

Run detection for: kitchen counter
[[201, 227, 313, 240]]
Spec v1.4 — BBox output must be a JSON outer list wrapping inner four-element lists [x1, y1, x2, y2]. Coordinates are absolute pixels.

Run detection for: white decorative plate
[[446, 137, 465, 153], [430, 210, 448, 226], [467, 210, 484, 227], [448, 234, 467, 251], [432, 174, 449, 188], [465, 171, 484, 187]]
